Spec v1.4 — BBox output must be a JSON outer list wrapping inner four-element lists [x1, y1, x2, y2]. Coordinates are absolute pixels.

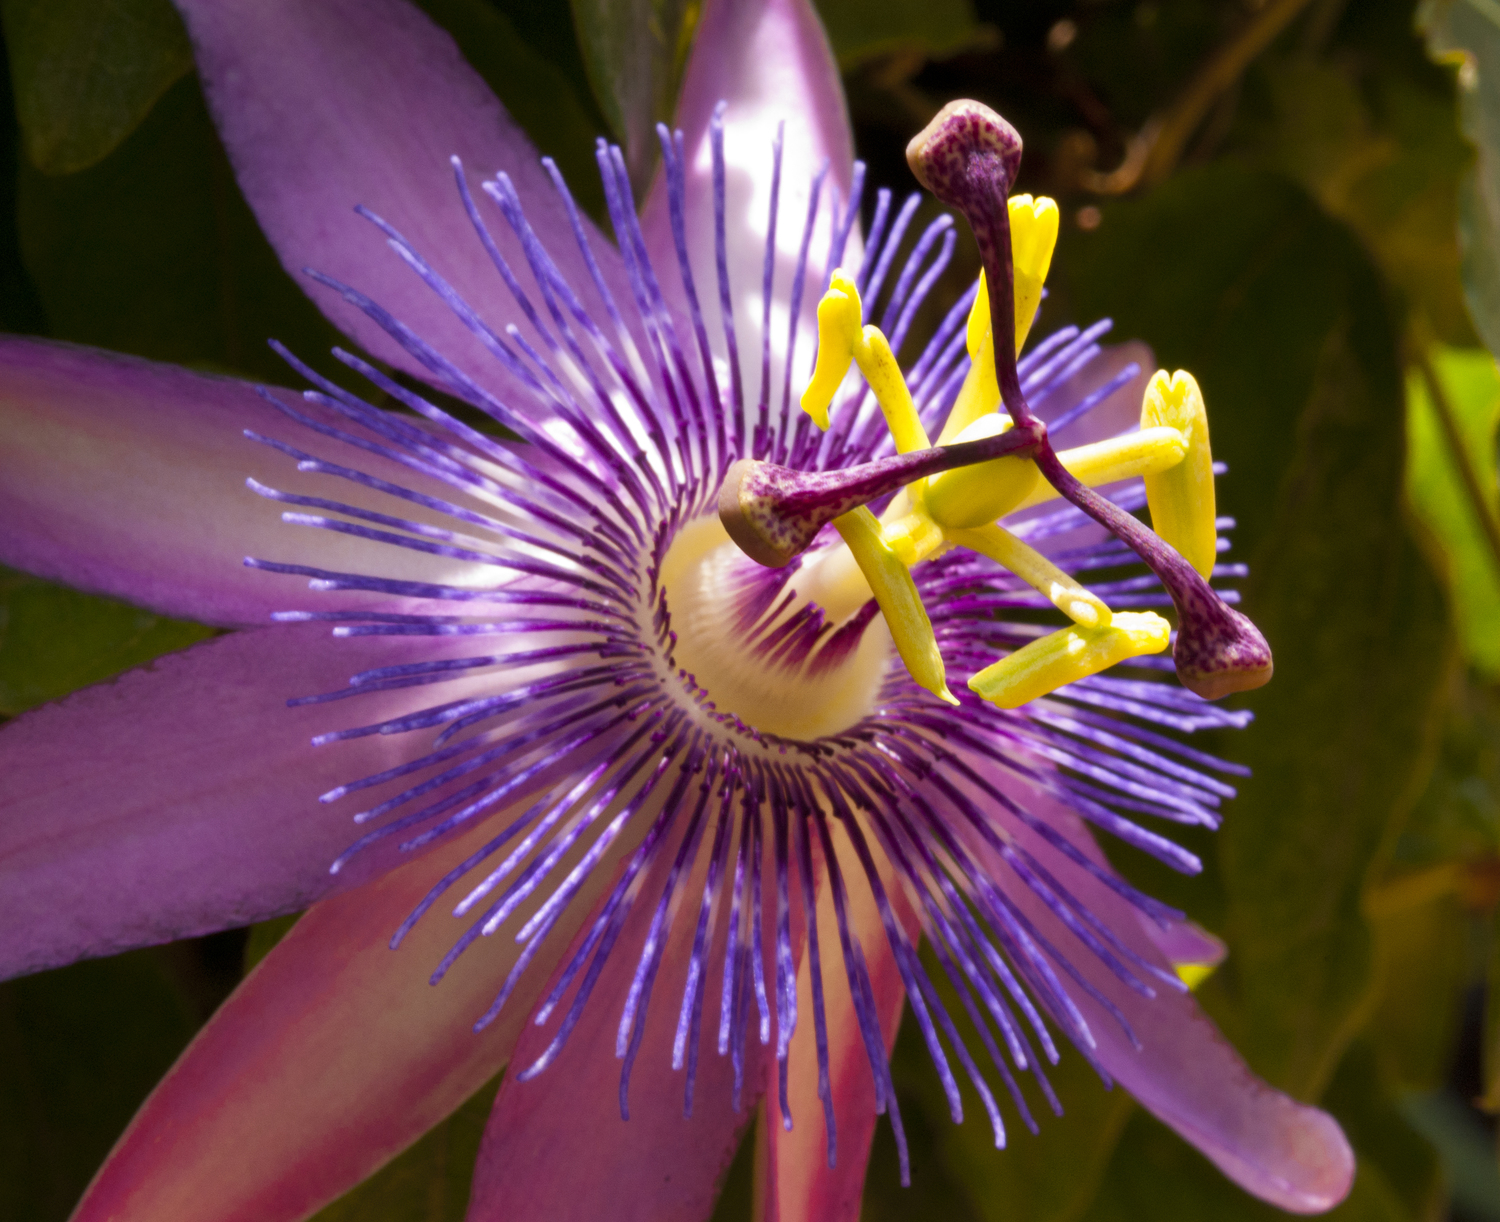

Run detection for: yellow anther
[[1008, 426, 1188, 513], [951, 524, 1112, 628], [833, 506, 957, 705], [962, 197, 1059, 360], [801, 270, 930, 454], [801, 272, 863, 430], [941, 198, 1059, 446], [967, 269, 990, 360], [855, 325, 930, 454], [1010, 195, 1059, 354], [1141, 370, 1217, 578], [924, 414, 1041, 528], [969, 611, 1170, 709]]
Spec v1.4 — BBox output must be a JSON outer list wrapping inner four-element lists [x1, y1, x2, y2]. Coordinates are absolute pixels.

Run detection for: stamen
[[801, 271, 931, 453], [832, 506, 957, 705], [950, 524, 1112, 627], [963, 196, 1058, 362], [969, 612, 1170, 710], [906, 98, 1272, 699], [1141, 370, 1218, 578]]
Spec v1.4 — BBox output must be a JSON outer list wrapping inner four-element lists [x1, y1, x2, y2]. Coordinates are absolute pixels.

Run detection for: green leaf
[[0, 0, 192, 175], [1405, 346, 1500, 677], [812, 0, 992, 70], [1365, 893, 1470, 1093], [16, 71, 346, 382], [306, 1075, 501, 1222], [1422, 0, 1500, 358], [1396, 672, 1500, 871], [1217, 318, 1452, 1096], [1247, 58, 1475, 345], [567, 0, 698, 197], [1484, 901, 1500, 1110], [0, 568, 215, 716], [0, 949, 199, 1222], [1398, 1090, 1500, 1221]]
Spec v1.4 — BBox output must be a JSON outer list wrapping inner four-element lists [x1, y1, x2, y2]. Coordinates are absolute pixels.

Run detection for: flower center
[[657, 515, 891, 740]]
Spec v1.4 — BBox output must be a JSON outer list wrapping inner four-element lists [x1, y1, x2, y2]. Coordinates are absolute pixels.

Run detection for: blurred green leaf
[[813, 0, 992, 69], [0, 949, 199, 1222], [1485, 902, 1500, 1110], [1396, 673, 1500, 871], [307, 1075, 501, 1222], [0, 19, 44, 332], [1066, 166, 1452, 1098], [0, 568, 214, 716], [16, 71, 346, 381], [414, 0, 610, 222], [1366, 893, 1470, 1094], [567, 0, 697, 197], [1249, 59, 1474, 345], [1423, 0, 1500, 360], [1398, 1089, 1500, 1221], [1406, 346, 1500, 678], [0, 0, 191, 175]]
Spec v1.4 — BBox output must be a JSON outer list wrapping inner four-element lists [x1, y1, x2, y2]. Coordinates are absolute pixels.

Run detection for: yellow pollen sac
[[1009, 195, 1059, 355], [801, 270, 931, 454], [801, 271, 861, 430], [942, 197, 1059, 446], [963, 196, 1060, 360], [833, 506, 957, 705], [969, 611, 1171, 710], [950, 524, 1112, 628], [924, 414, 1041, 528], [1141, 369, 1217, 578]]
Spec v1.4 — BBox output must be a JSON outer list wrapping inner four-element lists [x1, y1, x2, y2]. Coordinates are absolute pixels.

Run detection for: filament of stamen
[[949, 525, 1112, 628], [832, 507, 956, 705], [970, 612, 1171, 709]]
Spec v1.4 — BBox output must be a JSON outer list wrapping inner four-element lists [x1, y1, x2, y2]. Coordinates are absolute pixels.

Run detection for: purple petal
[[0, 336, 490, 627], [468, 812, 772, 1221], [762, 825, 910, 1221], [0, 622, 520, 980], [173, 0, 631, 397], [640, 0, 855, 420], [957, 777, 1354, 1214], [72, 818, 553, 1222]]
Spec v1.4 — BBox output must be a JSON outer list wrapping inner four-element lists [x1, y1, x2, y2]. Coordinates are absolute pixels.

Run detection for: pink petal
[[760, 821, 912, 1222], [0, 336, 496, 627], [173, 0, 629, 399], [0, 622, 519, 979], [955, 774, 1354, 1214], [641, 0, 855, 419], [72, 815, 597, 1222], [468, 810, 778, 1221]]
